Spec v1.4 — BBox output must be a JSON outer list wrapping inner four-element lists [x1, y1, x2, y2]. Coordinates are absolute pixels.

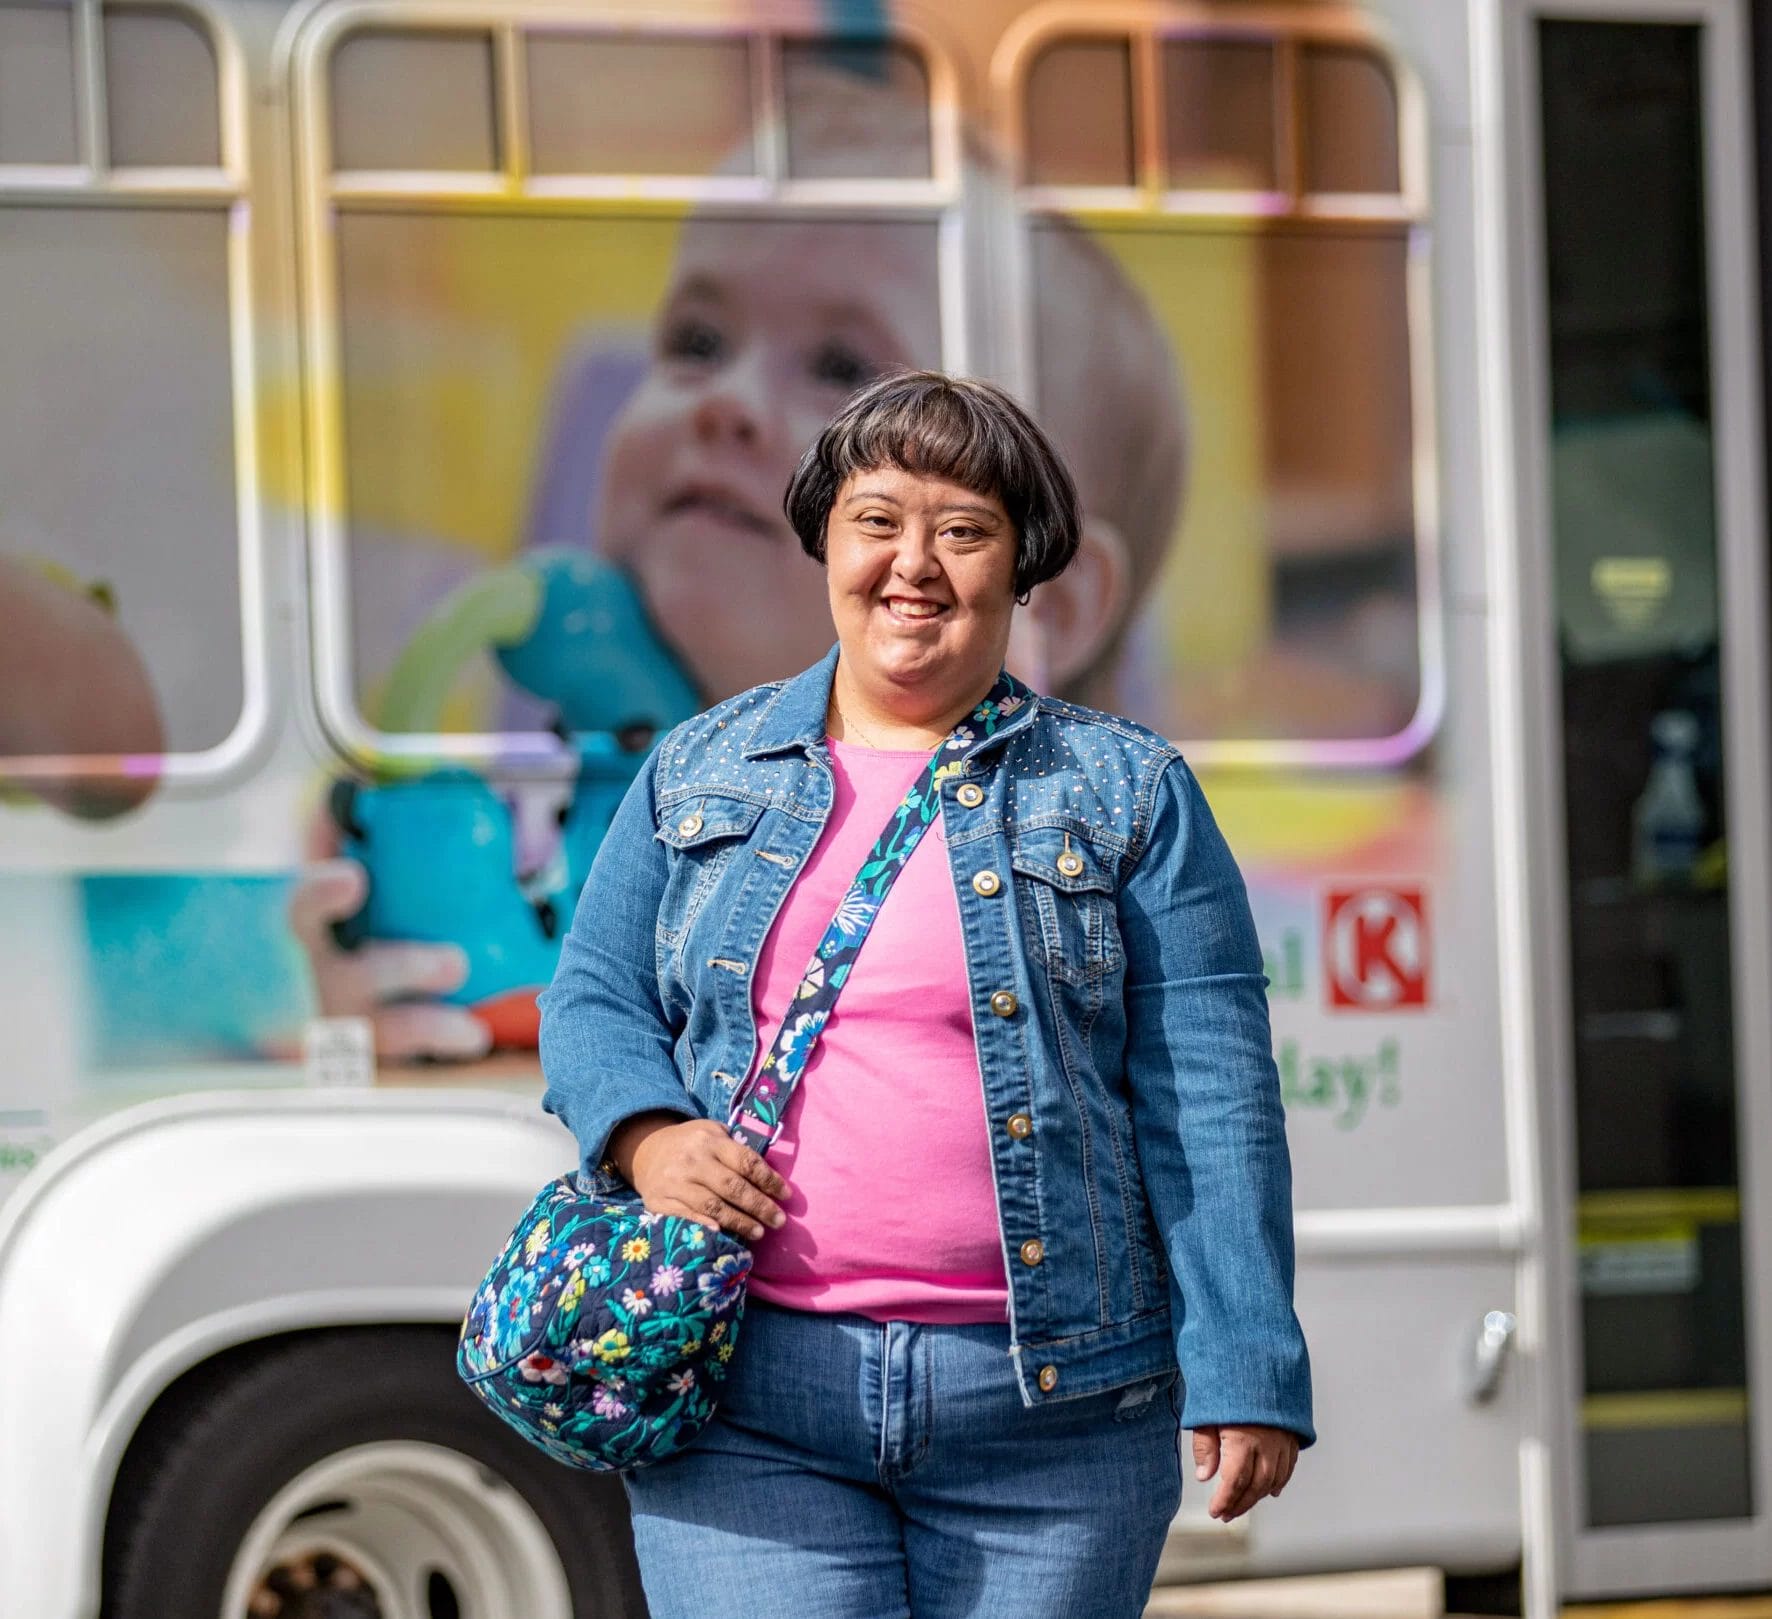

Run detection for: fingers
[[1272, 1439, 1299, 1497], [312, 935, 473, 1026], [1225, 1446, 1274, 1521], [696, 1146, 789, 1240], [287, 859, 367, 954], [1206, 1430, 1298, 1522], [363, 941, 471, 1003], [708, 1175, 778, 1240], [303, 793, 346, 862], [375, 1003, 492, 1061], [1192, 1427, 1221, 1483], [1208, 1433, 1255, 1520], [289, 862, 470, 998], [287, 853, 493, 1066], [720, 1137, 790, 1203], [632, 1121, 792, 1242]]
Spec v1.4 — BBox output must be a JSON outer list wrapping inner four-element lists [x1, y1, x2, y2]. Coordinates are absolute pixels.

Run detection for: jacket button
[[957, 782, 985, 808], [1057, 850, 1085, 878], [1038, 1364, 1059, 1392], [972, 869, 1001, 897], [1020, 1238, 1044, 1266], [989, 990, 1018, 1018], [677, 812, 703, 837], [1006, 1112, 1032, 1139]]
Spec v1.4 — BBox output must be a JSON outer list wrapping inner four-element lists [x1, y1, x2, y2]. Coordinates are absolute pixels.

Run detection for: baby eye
[[809, 339, 876, 391], [660, 315, 725, 365]]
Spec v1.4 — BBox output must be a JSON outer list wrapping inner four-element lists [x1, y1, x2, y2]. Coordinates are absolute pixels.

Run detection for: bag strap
[[727, 670, 1033, 1155]]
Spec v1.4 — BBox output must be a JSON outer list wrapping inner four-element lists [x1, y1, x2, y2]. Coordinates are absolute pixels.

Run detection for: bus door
[[1504, 0, 1772, 1596]]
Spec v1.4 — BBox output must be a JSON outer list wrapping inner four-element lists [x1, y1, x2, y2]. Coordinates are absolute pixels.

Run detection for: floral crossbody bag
[[456, 676, 1028, 1471]]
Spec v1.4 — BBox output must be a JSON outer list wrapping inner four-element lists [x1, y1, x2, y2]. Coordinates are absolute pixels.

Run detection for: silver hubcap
[[221, 1441, 573, 1619]]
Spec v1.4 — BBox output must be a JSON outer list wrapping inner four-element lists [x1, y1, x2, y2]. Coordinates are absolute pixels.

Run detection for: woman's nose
[[890, 530, 942, 582]]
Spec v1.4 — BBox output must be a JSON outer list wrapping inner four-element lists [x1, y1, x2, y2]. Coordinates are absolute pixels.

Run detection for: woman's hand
[[1192, 1424, 1300, 1522], [614, 1115, 790, 1243]]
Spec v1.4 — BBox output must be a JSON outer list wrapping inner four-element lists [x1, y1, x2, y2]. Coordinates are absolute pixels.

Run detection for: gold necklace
[[836, 701, 891, 750], [834, 687, 935, 752]]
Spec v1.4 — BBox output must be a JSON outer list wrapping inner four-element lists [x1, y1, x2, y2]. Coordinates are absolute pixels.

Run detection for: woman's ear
[[1020, 519, 1132, 692]]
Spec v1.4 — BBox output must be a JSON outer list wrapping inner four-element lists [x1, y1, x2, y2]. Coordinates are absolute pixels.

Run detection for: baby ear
[[1020, 518, 1132, 692]]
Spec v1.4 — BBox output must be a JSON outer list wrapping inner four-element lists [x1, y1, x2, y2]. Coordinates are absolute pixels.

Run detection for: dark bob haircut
[[782, 370, 1082, 598]]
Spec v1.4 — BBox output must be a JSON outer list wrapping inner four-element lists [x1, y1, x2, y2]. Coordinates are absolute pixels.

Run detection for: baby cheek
[[592, 424, 664, 561]]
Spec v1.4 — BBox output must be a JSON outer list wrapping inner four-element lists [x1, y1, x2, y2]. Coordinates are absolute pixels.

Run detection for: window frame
[[993, 2, 1444, 767], [288, 0, 971, 771], [0, 0, 269, 786]]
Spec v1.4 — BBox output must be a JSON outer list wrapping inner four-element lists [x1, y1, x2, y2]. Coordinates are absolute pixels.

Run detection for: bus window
[[1163, 39, 1278, 193], [1300, 44, 1401, 196], [1010, 22, 1434, 762], [0, 4, 77, 164], [331, 28, 498, 173], [104, 7, 219, 168], [526, 35, 755, 177], [304, 19, 955, 764], [1024, 38, 1133, 189], [0, 3, 250, 804], [782, 39, 931, 179]]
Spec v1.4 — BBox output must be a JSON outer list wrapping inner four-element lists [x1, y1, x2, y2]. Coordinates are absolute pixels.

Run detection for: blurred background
[[2, 0, 1771, 1614]]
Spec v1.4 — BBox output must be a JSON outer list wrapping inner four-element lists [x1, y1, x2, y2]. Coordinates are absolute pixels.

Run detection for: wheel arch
[[96, 1322, 442, 1604], [0, 1088, 572, 1619]]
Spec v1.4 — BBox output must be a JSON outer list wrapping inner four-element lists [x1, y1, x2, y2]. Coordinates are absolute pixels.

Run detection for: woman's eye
[[660, 315, 724, 364], [809, 340, 875, 390]]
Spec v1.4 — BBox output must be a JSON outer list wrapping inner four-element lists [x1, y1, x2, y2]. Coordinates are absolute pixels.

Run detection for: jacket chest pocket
[[654, 793, 767, 946], [1009, 828, 1124, 986]]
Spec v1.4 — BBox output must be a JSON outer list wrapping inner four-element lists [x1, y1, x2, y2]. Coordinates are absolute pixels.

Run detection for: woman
[[537, 371, 1312, 1618]]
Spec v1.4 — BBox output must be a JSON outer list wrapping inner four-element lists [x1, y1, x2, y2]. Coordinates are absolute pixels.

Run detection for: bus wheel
[[102, 1326, 645, 1619]]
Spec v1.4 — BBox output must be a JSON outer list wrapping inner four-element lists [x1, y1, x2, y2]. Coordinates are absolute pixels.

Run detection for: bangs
[[824, 385, 1020, 515]]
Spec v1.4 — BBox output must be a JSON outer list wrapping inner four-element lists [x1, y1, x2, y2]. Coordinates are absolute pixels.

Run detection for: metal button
[[956, 782, 985, 809], [1006, 1112, 1032, 1140], [1020, 1238, 1045, 1267], [989, 990, 1018, 1019], [972, 869, 1001, 897], [1057, 850, 1085, 878], [1038, 1364, 1059, 1393], [676, 811, 703, 837]]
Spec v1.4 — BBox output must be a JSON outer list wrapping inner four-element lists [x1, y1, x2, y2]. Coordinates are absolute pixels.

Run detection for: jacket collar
[[740, 642, 1041, 762]]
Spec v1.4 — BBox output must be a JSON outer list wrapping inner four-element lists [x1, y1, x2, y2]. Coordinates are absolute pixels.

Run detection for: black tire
[[101, 1325, 647, 1618]]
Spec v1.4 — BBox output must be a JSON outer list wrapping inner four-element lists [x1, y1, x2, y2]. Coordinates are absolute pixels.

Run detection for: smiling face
[[593, 217, 942, 700], [824, 467, 1020, 720]]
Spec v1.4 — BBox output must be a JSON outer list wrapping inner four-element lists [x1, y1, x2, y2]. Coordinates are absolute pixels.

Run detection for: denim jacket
[[539, 645, 1314, 1440]]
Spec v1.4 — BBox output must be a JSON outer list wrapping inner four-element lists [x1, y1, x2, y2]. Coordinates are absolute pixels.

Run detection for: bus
[[0, 0, 1764, 1613]]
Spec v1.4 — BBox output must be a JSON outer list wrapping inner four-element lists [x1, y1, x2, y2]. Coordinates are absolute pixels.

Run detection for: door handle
[[1465, 1309, 1517, 1404]]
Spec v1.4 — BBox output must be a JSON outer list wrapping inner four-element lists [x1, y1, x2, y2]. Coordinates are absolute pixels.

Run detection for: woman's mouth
[[880, 596, 949, 624]]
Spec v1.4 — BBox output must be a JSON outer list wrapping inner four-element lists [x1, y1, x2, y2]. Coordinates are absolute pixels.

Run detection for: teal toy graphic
[[495, 550, 700, 737], [374, 550, 700, 741], [330, 552, 699, 1048]]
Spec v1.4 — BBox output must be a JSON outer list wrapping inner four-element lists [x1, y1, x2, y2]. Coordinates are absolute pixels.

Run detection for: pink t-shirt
[[744, 737, 1010, 1323]]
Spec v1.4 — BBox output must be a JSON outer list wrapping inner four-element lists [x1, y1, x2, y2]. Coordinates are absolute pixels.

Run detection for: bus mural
[[1, 0, 1762, 1614]]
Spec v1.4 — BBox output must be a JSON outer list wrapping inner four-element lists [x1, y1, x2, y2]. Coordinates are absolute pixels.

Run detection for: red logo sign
[[1324, 887, 1429, 1009]]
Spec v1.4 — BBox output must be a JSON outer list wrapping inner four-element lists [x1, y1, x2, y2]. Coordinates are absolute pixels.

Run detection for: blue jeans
[[623, 1299, 1185, 1618]]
